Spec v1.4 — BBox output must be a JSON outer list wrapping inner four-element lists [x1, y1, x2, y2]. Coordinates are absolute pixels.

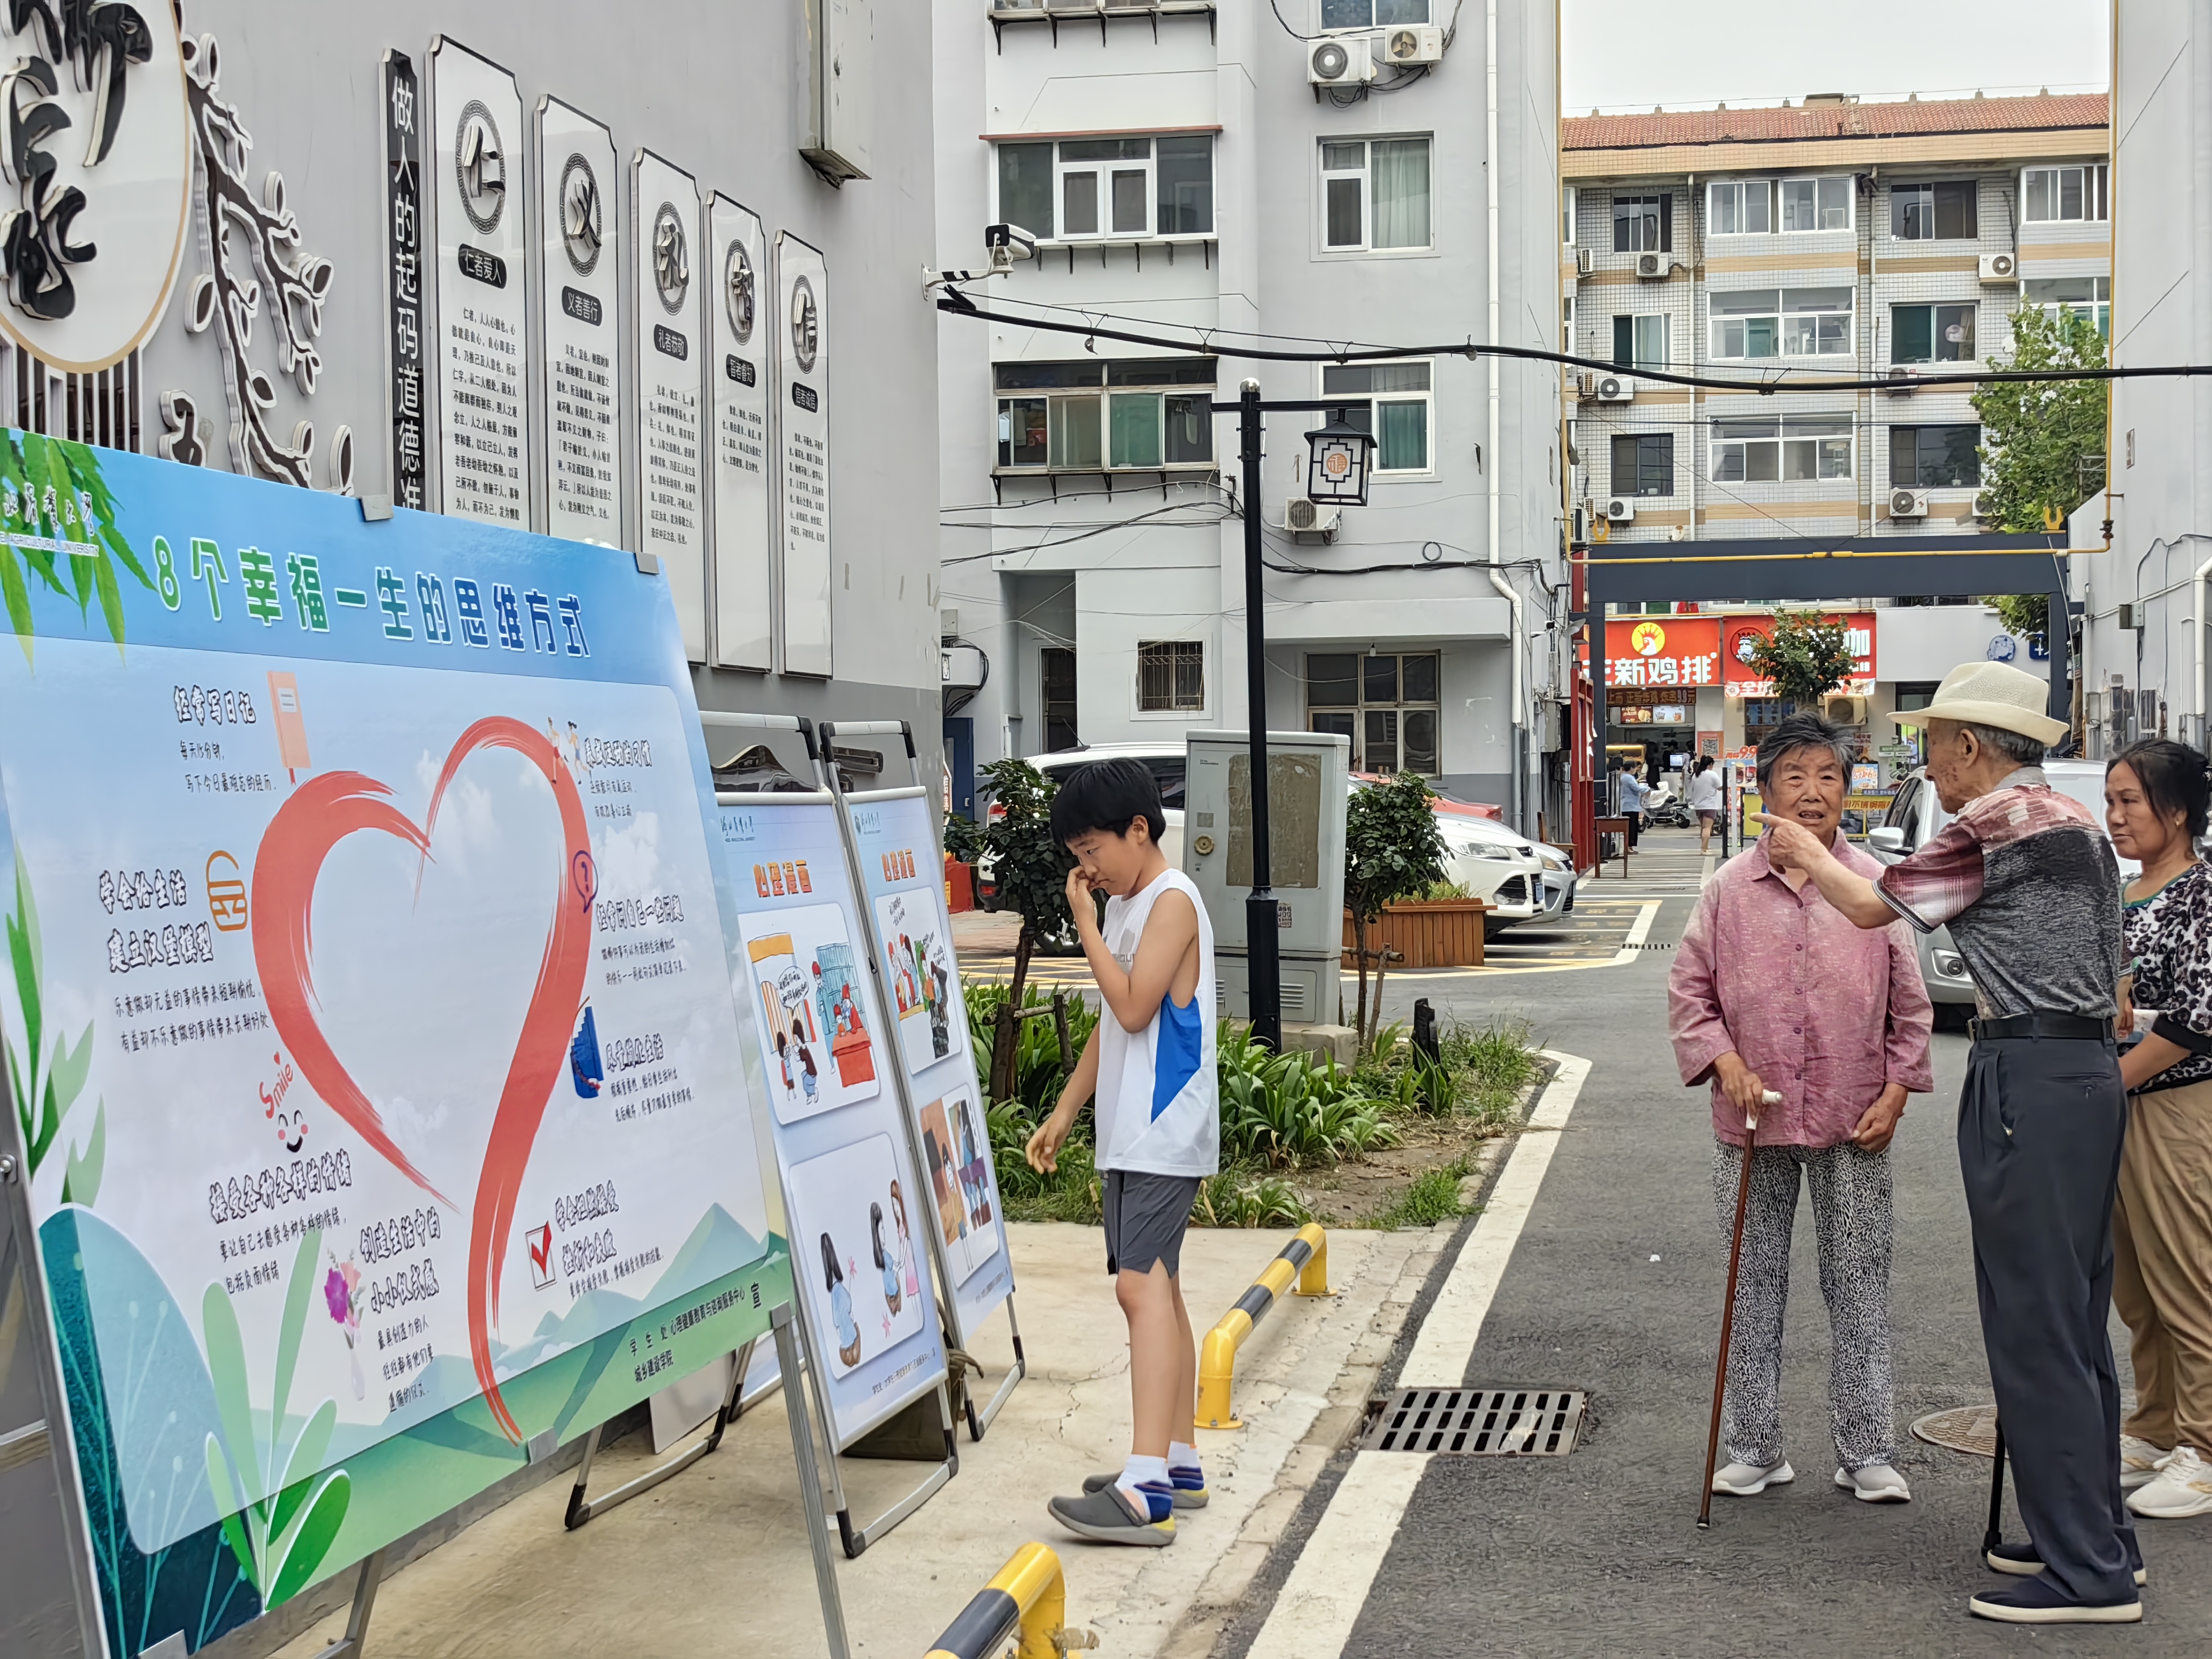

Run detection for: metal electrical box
[[800, 0, 873, 183], [1184, 731, 1350, 1026]]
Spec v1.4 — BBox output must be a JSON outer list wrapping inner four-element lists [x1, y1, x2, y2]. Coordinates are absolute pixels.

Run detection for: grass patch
[[1367, 1154, 1474, 1229]]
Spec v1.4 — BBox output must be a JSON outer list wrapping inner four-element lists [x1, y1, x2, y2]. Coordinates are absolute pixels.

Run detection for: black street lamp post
[[1216, 379, 1373, 1050]]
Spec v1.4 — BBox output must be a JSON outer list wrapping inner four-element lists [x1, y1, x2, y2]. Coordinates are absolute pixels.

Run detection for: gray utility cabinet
[[1183, 730, 1350, 1028]]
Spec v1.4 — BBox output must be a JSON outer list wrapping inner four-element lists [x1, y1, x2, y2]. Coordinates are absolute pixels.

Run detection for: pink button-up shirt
[[1669, 831, 1934, 1148]]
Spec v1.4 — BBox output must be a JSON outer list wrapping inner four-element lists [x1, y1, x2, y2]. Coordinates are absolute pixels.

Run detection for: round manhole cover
[[1911, 1403, 1998, 1458]]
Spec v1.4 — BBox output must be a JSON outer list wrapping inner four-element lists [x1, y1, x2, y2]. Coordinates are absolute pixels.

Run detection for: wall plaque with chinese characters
[[632, 151, 705, 662], [428, 40, 531, 527], [0, 2, 190, 371], [708, 193, 771, 670], [381, 51, 429, 511], [775, 232, 832, 676], [536, 98, 621, 545]]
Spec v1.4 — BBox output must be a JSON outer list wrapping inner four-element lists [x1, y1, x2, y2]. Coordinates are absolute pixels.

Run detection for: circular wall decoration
[[652, 203, 690, 314], [790, 274, 818, 373], [454, 100, 505, 235], [559, 153, 602, 275], [724, 239, 755, 343]]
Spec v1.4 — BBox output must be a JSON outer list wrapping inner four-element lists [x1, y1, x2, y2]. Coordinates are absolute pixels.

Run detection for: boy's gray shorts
[[1102, 1169, 1202, 1277]]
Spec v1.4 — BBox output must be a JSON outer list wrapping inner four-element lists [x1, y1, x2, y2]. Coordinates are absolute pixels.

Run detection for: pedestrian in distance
[[1027, 757, 1218, 1546], [1758, 659, 2142, 1625], [1619, 760, 1647, 849], [1670, 713, 1933, 1506], [1690, 754, 1723, 855], [2104, 739, 2212, 1521]]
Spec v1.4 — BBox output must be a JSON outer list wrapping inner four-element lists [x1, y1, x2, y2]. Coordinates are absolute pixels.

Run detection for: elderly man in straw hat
[[1759, 660, 2142, 1627]]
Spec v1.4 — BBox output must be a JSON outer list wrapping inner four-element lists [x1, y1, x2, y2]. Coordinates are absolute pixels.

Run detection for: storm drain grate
[[1360, 1387, 1586, 1455]]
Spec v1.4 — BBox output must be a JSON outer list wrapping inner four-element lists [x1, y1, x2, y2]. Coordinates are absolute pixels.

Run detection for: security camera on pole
[[1220, 377, 1375, 1049]]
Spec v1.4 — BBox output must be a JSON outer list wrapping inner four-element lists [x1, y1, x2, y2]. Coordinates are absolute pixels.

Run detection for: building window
[[1320, 0, 1428, 25], [1562, 184, 1576, 246], [1889, 424, 1981, 488], [2025, 276, 2110, 336], [1306, 652, 1439, 774], [1610, 433, 1674, 497], [1041, 647, 1078, 752], [2021, 164, 2108, 223], [1611, 314, 1667, 372], [1891, 302, 1978, 363], [994, 134, 1214, 241], [1709, 287, 1853, 359], [1711, 416, 1853, 482], [1320, 137, 1432, 252], [1891, 180, 1978, 240], [1136, 640, 1205, 712], [1779, 176, 1853, 232], [1893, 681, 1941, 713], [994, 358, 1215, 473], [1611, 193, 1670, 253], [1707, 179, 1771, 236], [1319, 360, 1432, 473]]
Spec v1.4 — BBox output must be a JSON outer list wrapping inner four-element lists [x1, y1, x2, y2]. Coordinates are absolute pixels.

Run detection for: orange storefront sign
[[1601, 616, 1722, 691], [1723, 612, 1877, 693]]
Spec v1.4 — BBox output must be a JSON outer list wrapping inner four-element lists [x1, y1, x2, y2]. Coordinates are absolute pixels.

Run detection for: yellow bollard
[[925, 1542, 1074, 1659], [1195, 1224, 1332, 1430]]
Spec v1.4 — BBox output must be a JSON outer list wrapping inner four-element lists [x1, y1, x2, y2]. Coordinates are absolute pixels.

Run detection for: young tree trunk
[[1351, 911, 1371, 1044], [1368, 947, 1399, 1052], [992, 923, 1037, 1105]]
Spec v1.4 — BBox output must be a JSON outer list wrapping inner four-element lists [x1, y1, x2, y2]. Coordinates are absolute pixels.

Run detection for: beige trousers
[[2114, 1076, 2212, 1450]]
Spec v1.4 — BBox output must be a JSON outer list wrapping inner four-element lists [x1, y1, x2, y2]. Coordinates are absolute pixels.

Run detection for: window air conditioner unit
[[1284, 497, 1341, 535], [1823, 693, 1869, 726], [1884, 367, 1917, 396], [1605, 498, 1636, 522], [1634, 251, 1666, 279], [1382, 23, 1445, 64], [1596, 374, 1634, 402], [1575, 247, 1594, 276], [1978, 252, 2018, 283], [1890, 488, 1930, 519], [1309, 36, 1374, 86]]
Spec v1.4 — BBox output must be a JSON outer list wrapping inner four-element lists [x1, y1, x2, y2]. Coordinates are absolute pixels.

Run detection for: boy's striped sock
[[1169, 1440, 1205, 1493], [1117, 1454, 1175, 1521]]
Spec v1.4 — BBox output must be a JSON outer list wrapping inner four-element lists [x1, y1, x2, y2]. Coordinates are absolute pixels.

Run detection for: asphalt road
[[1221, 830, 2211, 1658]]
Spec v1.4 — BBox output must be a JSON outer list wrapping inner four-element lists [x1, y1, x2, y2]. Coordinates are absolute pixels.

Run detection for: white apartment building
[[1563, 93, 2110, 543], [934, 0, 1564, 833], [2092, 2, 2209, 755]]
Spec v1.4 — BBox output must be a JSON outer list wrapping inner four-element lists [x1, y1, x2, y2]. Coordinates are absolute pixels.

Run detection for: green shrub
[[1368, 1156, 1474, 1229], [1193, 1171, 1314, 1228], [1219, 1025, 1398, 1166]]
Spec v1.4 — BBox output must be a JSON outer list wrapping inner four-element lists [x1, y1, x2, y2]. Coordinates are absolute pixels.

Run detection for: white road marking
[[1399, 1050, 1591, 1385], [1607, 901, 1661, 965], [1242, 1452, 1431, 1659], [1238, 1051, 1593, 1659]]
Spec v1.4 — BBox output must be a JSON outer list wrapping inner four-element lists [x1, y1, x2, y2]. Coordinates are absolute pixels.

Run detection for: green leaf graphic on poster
[[6, 848, 99, 1191], [0, 434, 152, 662]]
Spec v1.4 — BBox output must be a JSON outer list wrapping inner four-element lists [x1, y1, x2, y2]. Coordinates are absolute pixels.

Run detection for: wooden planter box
[[1341, 899, 1488, 969]]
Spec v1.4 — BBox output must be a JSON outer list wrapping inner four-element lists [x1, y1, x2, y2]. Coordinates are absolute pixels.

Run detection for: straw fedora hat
[[1888, 659, 2068, 745]]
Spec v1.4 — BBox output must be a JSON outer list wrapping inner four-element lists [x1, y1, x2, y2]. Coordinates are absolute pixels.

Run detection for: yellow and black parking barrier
[[925, 1542, 1093, 1659], [1196, 1223, 1332, 1429]]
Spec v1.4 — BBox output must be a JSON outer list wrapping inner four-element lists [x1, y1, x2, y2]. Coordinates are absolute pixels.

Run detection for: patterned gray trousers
[[1710, 1138, 1897, 1472]]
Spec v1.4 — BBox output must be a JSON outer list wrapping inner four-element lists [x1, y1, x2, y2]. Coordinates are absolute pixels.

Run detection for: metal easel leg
[[310, 1548, 386, 1659], [772, 1304, 850, 1659], [564, 1342, 753, 1530], [964, 1293, 1028, 1442], [836, 1381, 960, 1558]]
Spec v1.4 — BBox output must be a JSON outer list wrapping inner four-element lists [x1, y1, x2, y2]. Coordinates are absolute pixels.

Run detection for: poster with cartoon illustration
[[738, 903, 880, 1123], [0, 435, 791, 1647], [916, 1084, 1001, 1287], [785, 1134, 927, 1378], [874, 885, 965, 1076]]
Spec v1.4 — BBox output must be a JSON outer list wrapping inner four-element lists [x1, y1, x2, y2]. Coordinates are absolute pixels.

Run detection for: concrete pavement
[[1218, 827, 2212, 1658]]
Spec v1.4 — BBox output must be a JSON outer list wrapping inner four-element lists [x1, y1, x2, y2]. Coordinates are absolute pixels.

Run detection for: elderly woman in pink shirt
[[1669, 712, 1934, 1505]]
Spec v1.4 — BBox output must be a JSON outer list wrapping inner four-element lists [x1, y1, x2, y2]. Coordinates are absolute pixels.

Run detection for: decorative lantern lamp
[[1304, 407, 1375, 507]]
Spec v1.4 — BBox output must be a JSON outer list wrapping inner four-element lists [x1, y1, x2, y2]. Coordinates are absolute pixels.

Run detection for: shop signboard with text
[[1601, 617, 1721, 691], [1722, 612, 1878, 697], [0, 437, 787, 1656]]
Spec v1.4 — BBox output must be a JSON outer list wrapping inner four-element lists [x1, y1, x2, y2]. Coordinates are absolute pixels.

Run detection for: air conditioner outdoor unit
[[1978, 252, 2019, 283], [1890, 488, 1930, 518], [1605, 498, 1636, 522], [1884, 367, 1917, 396], [1575, 247, 1594, 276], [1382, 23, 1445, 64], [1823, 693, 1870, 725], [1973, 491, 1998, 519], [1596, 374, 1634, 402], [1309, 36, 1374, 86], [1284, 497, 1341, 535], [1634, 251, 1666, 279]]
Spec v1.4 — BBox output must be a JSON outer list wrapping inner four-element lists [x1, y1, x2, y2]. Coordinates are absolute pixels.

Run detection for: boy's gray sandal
[[1047, 1485, 1177, 1545], [1082, 1469, 1208, 1508]]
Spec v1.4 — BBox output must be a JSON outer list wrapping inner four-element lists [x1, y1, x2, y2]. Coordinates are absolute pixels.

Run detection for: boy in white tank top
[[1028, 758, 1218, 1545]]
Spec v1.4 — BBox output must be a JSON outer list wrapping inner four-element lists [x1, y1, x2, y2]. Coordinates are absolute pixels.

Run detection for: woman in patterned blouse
[[2107, 738, 2212, 1521]]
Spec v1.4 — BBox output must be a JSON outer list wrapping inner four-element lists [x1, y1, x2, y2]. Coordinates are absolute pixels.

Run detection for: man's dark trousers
[[1959, 1034, 2139, 1606]]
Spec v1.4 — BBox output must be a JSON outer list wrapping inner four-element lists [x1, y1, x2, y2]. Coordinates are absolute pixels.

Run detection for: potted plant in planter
[[1341, 773, 1449, 1048]]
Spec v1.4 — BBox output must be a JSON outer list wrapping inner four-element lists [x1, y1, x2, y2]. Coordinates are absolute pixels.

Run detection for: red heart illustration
[[251, 717, 592, 1444]]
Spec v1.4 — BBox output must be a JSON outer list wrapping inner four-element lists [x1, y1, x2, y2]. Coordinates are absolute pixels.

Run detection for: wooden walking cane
[[1982, 1419, 2007, 1556], [1698, 1090, 1783, 1528]]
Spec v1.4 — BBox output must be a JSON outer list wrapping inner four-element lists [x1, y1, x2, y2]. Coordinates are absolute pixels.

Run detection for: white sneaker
[[1712, 1459, 1794, 1495], [1835, 1463, 1911, 1502], [2127, 1444, 2212, 1519], [2121, 1433, 2173, 1492]]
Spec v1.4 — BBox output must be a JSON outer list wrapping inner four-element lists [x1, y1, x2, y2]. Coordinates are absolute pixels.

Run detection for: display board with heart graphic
[[0, 436, 790, 1638]]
